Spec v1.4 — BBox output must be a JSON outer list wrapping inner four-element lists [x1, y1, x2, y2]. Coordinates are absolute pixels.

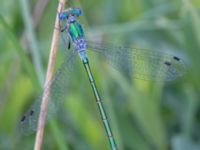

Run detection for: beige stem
[[34, 1, 66, 150]]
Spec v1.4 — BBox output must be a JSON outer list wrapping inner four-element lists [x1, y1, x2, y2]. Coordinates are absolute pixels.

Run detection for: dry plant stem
[[34, 1, 66, 150], [19, 0, 45, 86], [20, 0, 49, 49], [32, 0, 49, 27]]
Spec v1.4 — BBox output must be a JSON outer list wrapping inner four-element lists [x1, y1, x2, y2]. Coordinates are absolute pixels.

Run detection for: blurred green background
[[0, 0, 200, 150]]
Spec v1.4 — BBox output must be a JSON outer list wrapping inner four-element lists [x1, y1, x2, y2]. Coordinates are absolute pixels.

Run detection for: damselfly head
[[59, 8, 82, 21]]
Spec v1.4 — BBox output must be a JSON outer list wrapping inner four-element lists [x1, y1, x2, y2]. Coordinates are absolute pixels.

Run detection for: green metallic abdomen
[[68, 22, 84, 42]]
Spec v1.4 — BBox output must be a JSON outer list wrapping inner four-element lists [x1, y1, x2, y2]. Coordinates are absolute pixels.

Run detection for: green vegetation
[[0, 0, 200, 150]]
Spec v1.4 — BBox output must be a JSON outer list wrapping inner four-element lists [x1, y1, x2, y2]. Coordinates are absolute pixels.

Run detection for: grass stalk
[[0, 16, 39, 90], [20, 0, 49, 49], [19, 0, 45, 86]]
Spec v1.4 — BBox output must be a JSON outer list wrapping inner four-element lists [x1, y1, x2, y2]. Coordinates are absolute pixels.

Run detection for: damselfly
[[20, 7, 186, 150]]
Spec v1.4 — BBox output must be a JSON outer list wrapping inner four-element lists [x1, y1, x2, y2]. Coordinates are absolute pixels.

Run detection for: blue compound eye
[[71, 8, 82, 17], [58, 13, 64, 20], [76, 8, 82, 16]]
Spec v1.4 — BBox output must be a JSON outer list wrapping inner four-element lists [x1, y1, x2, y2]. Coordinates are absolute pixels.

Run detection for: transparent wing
[[20, 50, 78, 135], [87, 41, 186, 81]]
